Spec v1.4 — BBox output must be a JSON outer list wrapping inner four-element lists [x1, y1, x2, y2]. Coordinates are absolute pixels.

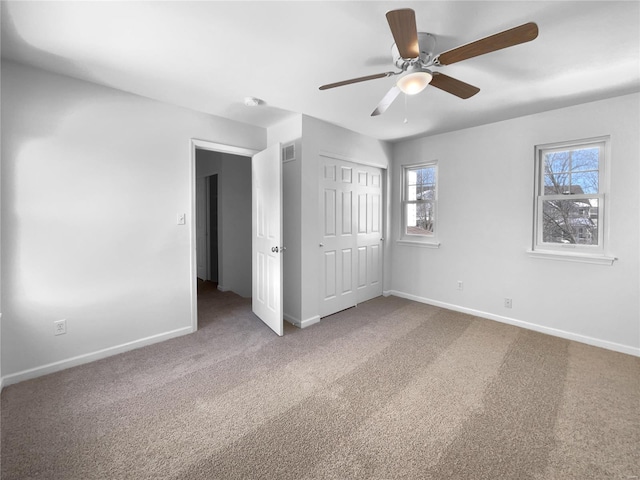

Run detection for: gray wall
[[389, 93, 640, 355], [0, 61, 266, 383], [2, 59, 637, 389]]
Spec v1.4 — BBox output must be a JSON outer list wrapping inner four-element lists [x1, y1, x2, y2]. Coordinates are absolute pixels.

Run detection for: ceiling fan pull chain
[[404, 93, 409, 124]]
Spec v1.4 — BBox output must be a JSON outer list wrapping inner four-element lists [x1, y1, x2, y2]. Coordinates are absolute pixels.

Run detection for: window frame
[[399, 160, 439, 247], [531, 136, 614, 263]]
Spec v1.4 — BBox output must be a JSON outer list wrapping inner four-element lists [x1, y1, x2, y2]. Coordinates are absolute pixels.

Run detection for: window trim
[[532, 135, 614, 264], [526, 249, 616, 265], [399, 160, 439, 246]]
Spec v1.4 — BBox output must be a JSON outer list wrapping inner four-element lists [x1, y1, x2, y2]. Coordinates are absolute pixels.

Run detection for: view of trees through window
[[406, 166, 436, 236], [542, 146, 600, 245]]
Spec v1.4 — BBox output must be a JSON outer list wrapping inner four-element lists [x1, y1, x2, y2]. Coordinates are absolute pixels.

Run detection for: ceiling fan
[[319, 8, 538, 116]]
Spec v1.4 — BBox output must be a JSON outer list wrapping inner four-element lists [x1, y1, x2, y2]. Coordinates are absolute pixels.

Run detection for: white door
[[355, 167, 384, 303], [252, 143, 283, 336], [320, 160, 358, 317], [320, 157, 384, 317]]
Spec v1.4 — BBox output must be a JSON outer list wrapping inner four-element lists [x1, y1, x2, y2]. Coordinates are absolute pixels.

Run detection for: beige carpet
[[1, 284, 638, 479]]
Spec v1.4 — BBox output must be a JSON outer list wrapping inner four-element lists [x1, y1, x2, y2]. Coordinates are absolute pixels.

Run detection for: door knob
[[271, 246, 279, 253]]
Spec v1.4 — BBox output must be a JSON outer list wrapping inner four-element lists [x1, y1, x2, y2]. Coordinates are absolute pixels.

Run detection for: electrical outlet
[[54, 319, 67, 336], [504, 298, 513, 309], [457, 281, 463, 291]]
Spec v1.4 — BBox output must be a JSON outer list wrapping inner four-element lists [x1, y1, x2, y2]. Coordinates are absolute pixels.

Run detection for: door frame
[[189, 139, 259, 332]]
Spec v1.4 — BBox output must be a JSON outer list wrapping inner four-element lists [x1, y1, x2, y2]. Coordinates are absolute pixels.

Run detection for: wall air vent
[[282, 143, 295, 163]]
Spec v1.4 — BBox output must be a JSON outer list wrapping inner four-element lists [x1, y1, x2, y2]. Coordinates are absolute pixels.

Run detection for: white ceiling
[[2, 1, 639, 142]]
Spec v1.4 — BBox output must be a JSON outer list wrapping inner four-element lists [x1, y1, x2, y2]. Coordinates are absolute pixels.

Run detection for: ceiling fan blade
[[386, 8, 420, 59], [319, 72, 396, 90], [371, 86, 401, 116], [436, 22, 539, 65], [430, 73, 480, 99]]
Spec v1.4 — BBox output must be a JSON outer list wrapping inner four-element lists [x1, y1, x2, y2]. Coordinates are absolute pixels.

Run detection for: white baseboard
[[283, 313, 298, 327], [1, 326, 194, 388], [387, 290, 640, 357], [284, 313, 321, 329], [217, 284, 229, 292], [0, 312, 3, 392]]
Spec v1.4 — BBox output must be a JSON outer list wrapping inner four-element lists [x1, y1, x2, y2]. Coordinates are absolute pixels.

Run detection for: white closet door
[[320, 156, 383, 318], [355, 166, 383, 304]]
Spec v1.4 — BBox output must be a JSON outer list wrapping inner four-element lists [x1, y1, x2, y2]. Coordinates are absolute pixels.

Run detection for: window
[[401, 162, 437, 243], [533, 136, 611, 260]]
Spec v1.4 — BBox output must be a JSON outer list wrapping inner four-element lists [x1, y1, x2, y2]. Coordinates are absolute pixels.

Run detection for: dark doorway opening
[[208, 174, 219, 283]]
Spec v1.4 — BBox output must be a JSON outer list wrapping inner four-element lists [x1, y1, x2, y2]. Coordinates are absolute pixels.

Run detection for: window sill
[[397, 239, 441, 249], [526, 249, 617, 266]]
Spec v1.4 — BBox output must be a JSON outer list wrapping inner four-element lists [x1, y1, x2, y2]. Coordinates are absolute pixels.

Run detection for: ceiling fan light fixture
[[397, 69, 433, 95]]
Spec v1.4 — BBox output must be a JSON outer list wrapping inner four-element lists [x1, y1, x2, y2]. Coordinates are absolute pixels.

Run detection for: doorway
[[190, 139, 285, 337], [190, 140, 259, 333]]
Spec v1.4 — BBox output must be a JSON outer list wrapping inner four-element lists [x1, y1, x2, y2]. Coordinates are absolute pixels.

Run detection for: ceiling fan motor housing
[[392, 32, 437, 70]]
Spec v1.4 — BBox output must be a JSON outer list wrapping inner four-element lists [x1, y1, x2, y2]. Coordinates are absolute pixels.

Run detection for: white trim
[[386, 290, 640, 357], [190, 139, 260, 334], [0, 312, 3, 392], [284, 313, 298, 327], [1, 327, 193, 387], [396, 240, 441, 248], [526, 249, 617, 265], [191, 139, 260, 158], [189, 141, 199, 333], [217, 284, 230, 292], [284, 313, 320, 329]]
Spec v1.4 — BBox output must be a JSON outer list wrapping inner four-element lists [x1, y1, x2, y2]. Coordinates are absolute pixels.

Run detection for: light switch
[[177, 213, 186, 225]]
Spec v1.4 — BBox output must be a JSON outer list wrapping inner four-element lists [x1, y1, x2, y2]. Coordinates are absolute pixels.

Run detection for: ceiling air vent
[[282, 143, 295, 163]]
